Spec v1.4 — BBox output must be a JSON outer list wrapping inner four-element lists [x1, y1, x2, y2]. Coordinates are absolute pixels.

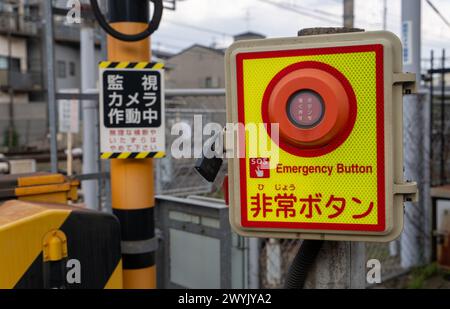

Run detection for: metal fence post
[[43, 0, 58, 173]]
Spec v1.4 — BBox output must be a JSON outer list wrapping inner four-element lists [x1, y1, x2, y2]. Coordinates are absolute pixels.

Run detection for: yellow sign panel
[[226, 32, 417, 242], [240, 45, 383, 231]]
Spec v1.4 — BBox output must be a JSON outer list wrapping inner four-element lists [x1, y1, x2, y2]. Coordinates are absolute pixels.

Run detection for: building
[[0, 0, 105, 150], [166, 44, 225, 89], [166, 32, 266, 89], [0, 0, 45, 150], [233, 31, 266, 41]]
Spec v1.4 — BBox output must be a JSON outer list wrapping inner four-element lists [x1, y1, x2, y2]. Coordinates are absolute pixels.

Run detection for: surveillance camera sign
[[99, 62, 165, 159]]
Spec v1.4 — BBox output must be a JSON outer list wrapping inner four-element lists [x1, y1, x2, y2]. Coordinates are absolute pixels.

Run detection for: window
[[9, 58, 20, 72], [0, 56, 21, 71], [204, 76, 220, 88], [69, 62, 76, 77], [0, 57, 7, 70], [57, 61, 66, 78], [205, 77, 213, 88]]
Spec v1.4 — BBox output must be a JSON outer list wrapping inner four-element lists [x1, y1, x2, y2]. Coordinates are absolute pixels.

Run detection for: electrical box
[[225, 31, 418, 242]]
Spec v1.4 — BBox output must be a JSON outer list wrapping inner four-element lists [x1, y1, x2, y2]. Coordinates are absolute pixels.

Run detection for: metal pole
[[401, 0, 429, 268], [248, 238, 260, 289], [43, 0, 58, 173], [304, 241, 366, 289], [441, 49, 446, 185], [67, 132, 73, 176], [430, 50, 434, 176], [343, 0, 354, 28], [81, 23, 99, 210], [383, 0, 388, 30], [296, 27, 366, 289], [107, 0, 157, 289], [7, 16, 14, 150], [99, 0, 110, 212], [402, 0, 421, 84]]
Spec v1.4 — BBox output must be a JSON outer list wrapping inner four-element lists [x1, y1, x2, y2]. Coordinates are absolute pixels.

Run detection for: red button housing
[[262, 61, 357, 157]]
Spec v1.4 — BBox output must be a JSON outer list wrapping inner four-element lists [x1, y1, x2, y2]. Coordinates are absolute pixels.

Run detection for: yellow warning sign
[[226, 32, 418, 241], [239, 45, 384, 231]]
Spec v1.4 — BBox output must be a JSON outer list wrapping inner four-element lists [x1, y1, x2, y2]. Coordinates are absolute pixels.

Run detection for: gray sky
[[152, 0, 450, 68]]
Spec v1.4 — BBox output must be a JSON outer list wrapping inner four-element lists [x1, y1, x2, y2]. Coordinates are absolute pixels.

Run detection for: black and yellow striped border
[[100, 61, 165, 161], [101, 152, 165, 160], [99, 61, 165, 70]]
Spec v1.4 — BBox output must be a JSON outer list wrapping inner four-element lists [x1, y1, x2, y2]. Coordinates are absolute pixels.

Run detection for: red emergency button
[[287, 90, 325, 128], [262, 61, 357, 157]]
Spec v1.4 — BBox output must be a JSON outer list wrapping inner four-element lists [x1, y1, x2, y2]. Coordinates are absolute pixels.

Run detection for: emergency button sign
[[99, 62, 165, 160], [226, 32, 418, 242]]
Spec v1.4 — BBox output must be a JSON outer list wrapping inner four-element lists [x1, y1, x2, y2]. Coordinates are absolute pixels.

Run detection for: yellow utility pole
[[96, 0, 163, 289]]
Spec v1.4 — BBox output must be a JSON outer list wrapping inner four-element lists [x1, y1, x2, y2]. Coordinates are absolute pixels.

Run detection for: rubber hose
[[284, 240, 324, 289]]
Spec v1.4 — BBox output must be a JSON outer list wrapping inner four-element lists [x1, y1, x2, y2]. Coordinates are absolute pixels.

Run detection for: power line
[[153, 33, 201, 44], [287, 2, 342, 19], [426, 0, 450, 28], [383, 0, 387, 30], [258, 0, 341, 25], [164, 20, 234, 37]]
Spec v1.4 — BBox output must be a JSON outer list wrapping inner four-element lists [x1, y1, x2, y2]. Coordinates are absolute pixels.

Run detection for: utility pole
[[383, 0, 388, 30], [440, 49, 446, 185], [43, 0, 58, 173], [106, 0, 157, 289], [297, 27, 366, 289], [401, 0, 431, 267], [343, 0, 354, 28], [81, 16, 99, 210], [7, 12, 14, 150]]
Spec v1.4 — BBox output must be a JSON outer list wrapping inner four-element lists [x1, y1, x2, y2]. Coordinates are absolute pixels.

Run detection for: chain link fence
[[155, 91, 227, 196]]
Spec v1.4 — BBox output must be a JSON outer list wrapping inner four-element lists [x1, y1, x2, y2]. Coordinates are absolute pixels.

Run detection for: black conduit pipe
[[284, 240, 324, 289]]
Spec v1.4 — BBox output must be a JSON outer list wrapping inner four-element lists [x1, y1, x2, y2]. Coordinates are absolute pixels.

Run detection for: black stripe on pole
[[122, 252, 155, 269], [113, 208, 155, 241], [108, 0, 149, 23], [113, 208, 156, 270]]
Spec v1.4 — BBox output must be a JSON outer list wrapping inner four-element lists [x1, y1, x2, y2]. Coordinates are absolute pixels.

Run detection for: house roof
[[233, 31, 266, 41], [153, 49, 175, 60], [170, 44, 225, 58]]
